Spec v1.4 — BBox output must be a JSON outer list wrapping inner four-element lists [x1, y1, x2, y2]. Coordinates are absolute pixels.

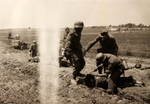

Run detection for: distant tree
[[138, 23, 144, 28], [126, 23, 133, 28], [121, 24, 125, 27], [144, 25, 147, 28]]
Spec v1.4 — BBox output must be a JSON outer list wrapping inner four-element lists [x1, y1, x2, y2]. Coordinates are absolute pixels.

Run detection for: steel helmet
[[74, 21, 84, 28], [95, 53, 106, 63], [135, 64, 142, 68], [65, 27, 69, 31]]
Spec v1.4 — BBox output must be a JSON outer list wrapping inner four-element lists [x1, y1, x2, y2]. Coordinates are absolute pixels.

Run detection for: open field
[[81, 28, 150, 58], [1, 27, 150, 58], [0, 28, 150, 104]]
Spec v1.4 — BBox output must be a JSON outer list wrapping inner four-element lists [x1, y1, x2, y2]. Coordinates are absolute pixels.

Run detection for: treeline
[[118, 23, 150, 28], [88, 23, 150, 28]]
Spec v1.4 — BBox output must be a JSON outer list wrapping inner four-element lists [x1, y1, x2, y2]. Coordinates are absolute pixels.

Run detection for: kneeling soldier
[[95, 53, 125, 94]]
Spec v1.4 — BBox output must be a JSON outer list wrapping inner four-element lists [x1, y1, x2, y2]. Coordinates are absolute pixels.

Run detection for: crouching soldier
[[95, 53, 125, 94]]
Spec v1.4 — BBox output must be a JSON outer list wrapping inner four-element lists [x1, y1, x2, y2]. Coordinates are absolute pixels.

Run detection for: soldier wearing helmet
[[65, 21, 85, 81], [29, 40, 38, 57], [84, 28, 118, 74], [62, 27, 70, 47], [61, 27, 70, 56], [84, 28, 118, 56], [60, 27, 75, 66], [95, 53, 125, 94]]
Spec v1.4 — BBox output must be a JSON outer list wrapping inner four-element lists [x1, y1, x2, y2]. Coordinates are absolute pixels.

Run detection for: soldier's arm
[[85, 35, 100, 51], [105, 63, 116, 74], [113, 39, 118, 51], [111, 38, 119, 55]]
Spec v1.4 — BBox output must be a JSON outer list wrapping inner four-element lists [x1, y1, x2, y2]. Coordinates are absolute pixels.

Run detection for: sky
[[0, 0, 150, 29]]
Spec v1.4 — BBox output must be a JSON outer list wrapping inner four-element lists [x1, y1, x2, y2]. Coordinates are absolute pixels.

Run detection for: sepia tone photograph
[[0, 0, 150, 104]]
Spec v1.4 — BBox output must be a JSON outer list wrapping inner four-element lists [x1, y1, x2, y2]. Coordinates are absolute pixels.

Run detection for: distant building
[[109, 27, 118, 31]]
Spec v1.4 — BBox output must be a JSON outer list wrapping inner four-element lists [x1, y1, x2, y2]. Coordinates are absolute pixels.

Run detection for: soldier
[[29, 40, 38, 57], [62, 27, 70, 48], [84, 28, 118, 74], [95, 53, 125, 94], [82, 74, 135, 94], [60, 27, 70, 52], [60, 27, 75, 66], [8, 32, 12, 39], [59, 27, 75, 67], [65, 21, 85, 82], [84, 28, 118, 56]]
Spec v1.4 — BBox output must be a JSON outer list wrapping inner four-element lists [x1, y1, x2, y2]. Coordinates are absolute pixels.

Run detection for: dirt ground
[[58, 58, 150, 104], [0, 41, 150, 104]]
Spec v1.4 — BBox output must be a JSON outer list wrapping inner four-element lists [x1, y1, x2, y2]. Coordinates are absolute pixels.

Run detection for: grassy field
[[0, 28, 150, 104], [0, 27, 150, 58], [81, 28, 150, 58], [0, 43, 40, 104]]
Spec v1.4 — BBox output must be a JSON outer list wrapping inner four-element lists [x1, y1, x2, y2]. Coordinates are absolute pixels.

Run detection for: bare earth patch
[[58, 58, 150, 104]]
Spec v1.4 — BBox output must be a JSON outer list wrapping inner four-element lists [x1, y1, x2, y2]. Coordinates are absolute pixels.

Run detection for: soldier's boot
[[72, 71, 85, 85], [73, 71, 85, 80], [76, 73, 85, 77]]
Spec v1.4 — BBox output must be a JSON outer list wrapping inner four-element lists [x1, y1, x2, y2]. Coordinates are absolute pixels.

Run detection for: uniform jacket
[[29, 44, 38, 57], [65, 31, 82, 52], [101, 54, 123, 73], [61, 32, 68, 48], [85, 34, 118, 55]]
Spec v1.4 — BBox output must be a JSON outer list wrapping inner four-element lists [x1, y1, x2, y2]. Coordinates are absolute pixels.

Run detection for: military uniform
[[60, 31, 68, 56], [96, 53, 125, 94], [59, 27, 75, 67], [85, 34, 118, 56], [85, 30, 118, 74], [62, 32, 68, 48], [29, 42, 38, 57], [61, 27, 70, 48], [65, 24, 85, 79], [83, 74, 135, 93]]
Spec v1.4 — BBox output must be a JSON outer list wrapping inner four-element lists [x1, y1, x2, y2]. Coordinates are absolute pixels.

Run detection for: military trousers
[[72, 49, 85, 76], [107, 68, 122, 94]]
